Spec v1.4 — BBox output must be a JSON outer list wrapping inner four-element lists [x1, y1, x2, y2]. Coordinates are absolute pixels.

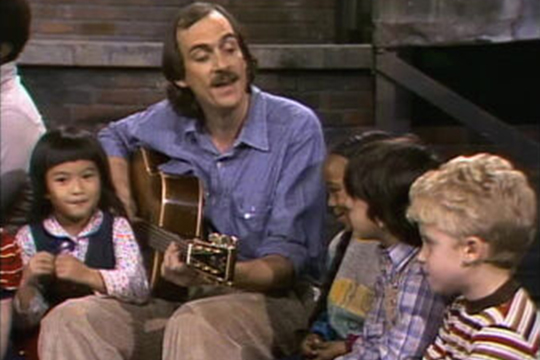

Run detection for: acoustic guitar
[[130, 148, 237, 301]]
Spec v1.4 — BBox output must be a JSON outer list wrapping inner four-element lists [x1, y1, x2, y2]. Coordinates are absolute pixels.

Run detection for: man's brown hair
[[161, 2, 257, 119]]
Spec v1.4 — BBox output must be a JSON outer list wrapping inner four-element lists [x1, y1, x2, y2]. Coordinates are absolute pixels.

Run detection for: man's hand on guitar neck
[[161, 240, 296, 292], [161, 243, 208, 287]]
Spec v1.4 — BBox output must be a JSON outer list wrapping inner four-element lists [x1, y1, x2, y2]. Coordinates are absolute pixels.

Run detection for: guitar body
[[131, 149, 203, 238], [131, 148, 203, 301]]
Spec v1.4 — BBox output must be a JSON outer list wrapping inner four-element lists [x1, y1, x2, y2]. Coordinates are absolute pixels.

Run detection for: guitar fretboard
[[132, 218, 236, 285], [133, 220, 192, 254]]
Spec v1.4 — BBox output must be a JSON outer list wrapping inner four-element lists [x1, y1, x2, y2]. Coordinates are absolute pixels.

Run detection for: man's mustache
[[332, 207, 347, 218], [211, 71, 239, 87]]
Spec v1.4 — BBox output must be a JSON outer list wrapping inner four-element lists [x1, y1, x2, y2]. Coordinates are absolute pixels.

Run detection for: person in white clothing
[[1, 0, 46, 228], [1, 2, 45, 357], [1, 0, 46, 177]]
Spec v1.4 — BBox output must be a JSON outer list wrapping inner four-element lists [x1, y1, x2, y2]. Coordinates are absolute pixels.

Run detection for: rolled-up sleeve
[[98, 101, 178, 158], [256, 110, 326, 277], [98, 111, 141, 158]]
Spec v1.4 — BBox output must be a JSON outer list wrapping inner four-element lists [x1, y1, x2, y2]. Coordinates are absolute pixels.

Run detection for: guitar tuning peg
[[208, 233, 220, 243]]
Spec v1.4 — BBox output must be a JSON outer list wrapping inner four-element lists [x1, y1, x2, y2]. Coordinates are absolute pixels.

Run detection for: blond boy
[[408, 153, 540, 360]]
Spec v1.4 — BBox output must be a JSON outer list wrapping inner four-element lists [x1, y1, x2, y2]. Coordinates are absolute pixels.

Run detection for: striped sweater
[[423, 280, 540, 360], [0, 230, 23, 298]]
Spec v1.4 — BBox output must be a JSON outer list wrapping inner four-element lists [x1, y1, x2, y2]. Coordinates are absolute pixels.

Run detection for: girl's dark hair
[[330, 130, 394, 160], [28, 128, 126, 223], [162, 2, 257, 119], [344, 137, 441, 246]]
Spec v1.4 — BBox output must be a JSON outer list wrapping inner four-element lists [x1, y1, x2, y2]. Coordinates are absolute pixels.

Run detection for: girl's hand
[[311, 340, 348, 360], [22, 251, 55, 288], [301, 333, 324, 358], [54, 255, 106, 293], [54, 254, 92, 284], [161, 242, 204, 287]]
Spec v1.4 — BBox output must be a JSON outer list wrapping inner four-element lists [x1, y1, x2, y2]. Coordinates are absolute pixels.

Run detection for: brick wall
[[30, 0, 336, 44], [19, 66, 374, 147]]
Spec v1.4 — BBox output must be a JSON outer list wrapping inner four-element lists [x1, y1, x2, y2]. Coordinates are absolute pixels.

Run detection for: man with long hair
[[38, 3, 326, 360]]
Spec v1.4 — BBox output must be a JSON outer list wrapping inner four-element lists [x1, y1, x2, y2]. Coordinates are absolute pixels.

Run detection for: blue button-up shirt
[[98, 86, 326, 278]]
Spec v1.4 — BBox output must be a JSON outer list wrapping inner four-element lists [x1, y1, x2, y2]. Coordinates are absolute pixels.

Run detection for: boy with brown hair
[[336, 137, 446, 360], [408, 153, 540, 360]]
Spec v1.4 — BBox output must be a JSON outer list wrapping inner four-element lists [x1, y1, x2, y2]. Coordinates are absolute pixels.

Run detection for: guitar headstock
[[186, 233, 237, 286]]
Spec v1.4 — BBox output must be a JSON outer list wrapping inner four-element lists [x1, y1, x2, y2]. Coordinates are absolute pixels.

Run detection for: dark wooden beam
[[375, 50, 540, 167]]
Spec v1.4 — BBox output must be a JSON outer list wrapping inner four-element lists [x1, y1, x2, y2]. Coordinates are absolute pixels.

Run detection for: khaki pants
[[39, 287, 308, 360], [39, 296, 177, 360]]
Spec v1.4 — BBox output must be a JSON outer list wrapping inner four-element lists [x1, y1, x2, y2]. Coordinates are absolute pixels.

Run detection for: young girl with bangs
[[13, 128, 149, 356]]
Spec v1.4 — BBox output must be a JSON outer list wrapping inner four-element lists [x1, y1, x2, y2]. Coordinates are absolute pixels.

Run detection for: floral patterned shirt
[[14, 210, 149, 326]]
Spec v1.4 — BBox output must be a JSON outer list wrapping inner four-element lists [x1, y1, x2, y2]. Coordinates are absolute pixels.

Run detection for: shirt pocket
[[231, 194, 272, 237]]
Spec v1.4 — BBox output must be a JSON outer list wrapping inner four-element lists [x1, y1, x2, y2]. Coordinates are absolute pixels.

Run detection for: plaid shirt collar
[[381, 242, 419, 276]]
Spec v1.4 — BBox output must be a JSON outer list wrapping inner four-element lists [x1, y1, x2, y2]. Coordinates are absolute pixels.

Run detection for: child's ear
[[461, 236, 488, 266], [174, 79, 188, 88], [374, 217, 385, 229]]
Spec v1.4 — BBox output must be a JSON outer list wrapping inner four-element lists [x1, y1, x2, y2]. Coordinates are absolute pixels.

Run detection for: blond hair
[[408, 153, 537, 269]]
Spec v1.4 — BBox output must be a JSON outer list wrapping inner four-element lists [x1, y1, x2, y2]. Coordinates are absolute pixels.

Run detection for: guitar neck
[[133, 217, 237, 286], [133, 220, 190, 253]]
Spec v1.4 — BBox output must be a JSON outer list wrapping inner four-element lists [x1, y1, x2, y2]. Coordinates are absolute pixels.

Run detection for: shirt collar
[[183, 117, 198, 137], [382, 242, 419, 274], [234, 86, 269, 152], [1, 61, 17, 88], [182, 86, 269, 152], [43, 210, 104, 239], [464, 278, 520, 314]]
